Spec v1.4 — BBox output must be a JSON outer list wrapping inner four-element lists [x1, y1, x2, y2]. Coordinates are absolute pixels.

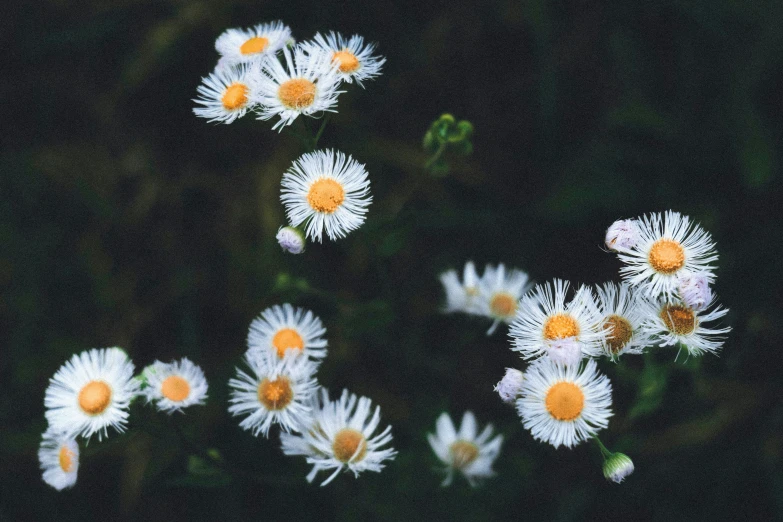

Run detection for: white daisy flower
[[140, 358, 208, 414], [476, 264, 533, 335], [494, 368, 525, 404], [193, 64, 256, 124], [605, 218, 641, 252], [247, 303, 328, 361], [677, 272, 713, 311], [439, 261, 481, 314], [228, 349, 318, 437], [616, 211, 718, 298], [516, 359, 613, 449], [276, 226, 306, 254], [253, 46, 342, 131], [301, 32, 385, 86], [280, 389, 396, 486], [280, 149, 372, 242], [44, 347, 139, 441], [643, 298, 730, 357], [509, 279, 605, 362], [427, 411, 503, 487], [215, 21, 292, 66], [594, 282, 656, 360], [38, 429, 79, 491]]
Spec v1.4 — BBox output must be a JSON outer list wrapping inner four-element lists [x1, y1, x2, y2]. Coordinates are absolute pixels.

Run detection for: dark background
[[2, 0, 782, 520]]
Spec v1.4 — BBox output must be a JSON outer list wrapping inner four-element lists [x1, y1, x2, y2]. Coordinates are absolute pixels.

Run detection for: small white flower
[[141, 358, 208, 414], [301, 32, 386, 86], [509, 279, 605, 361], [545, 337, 583, 366], [594, 282, 656, 360], [643, 298, 730, 357], [280, 389, 396, 486], [439, 261, 482, 314], [677, 272, 713, 311], [603, 452, 634, 483], [494, 368, 525, 404], [516, 359, 613, 449], [276, 226, 306, 254], [476, 264, 532, 335], [44, 347, 139, 441], [247, 303, 328, 361], [280, 149, 372, 242], [215, 21, 292, 66], [228, 350, 318, 437], [427, 411, 503, 487], [605, 219, 640, 251], [193, 63, 257, 124], [38, 429, 79, 491], [616, 211, 718, 298], [253, 46, 342, 131]]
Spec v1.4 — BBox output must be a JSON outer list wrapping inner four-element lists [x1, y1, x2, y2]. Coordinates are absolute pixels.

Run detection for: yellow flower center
[[221, 83, 249, 111], [543, 314, 580, 341], [78, 380, 112, 415], [257, 377, 293, 411], [332, 50, 360, 73], [648, 239, 685, 274], [545, 382, 585, 421], [307, 178, 345, 213], [660, 304, 696, 335], [332, 428, 367, 463], [272, 328, 304, 358], [490, 293, 516, 318], [59, 445, 75, 473], [161, 375, 191, 402], [449, 440, 479, 468], [240, 36, 269, 55], [278, 78, 316, 109], [603, 314, 633, 353]]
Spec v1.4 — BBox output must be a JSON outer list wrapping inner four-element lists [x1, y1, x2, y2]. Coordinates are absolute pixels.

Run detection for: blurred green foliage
[[2, 0, 783, 520]]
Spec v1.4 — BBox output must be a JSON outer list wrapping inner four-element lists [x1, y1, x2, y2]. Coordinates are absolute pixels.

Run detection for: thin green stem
[[311, 116, 330, 150], [592, 434, 613, 460]]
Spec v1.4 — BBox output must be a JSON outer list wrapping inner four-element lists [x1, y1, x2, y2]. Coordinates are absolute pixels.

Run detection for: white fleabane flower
[[276, 226, 306, 254], [616, 211, 718, 298], [603, 452, 634, 483], [494, 368, 525, 404], [247, 303, 328, 361], [280, 149, 372, 242], [427, 411, 503, 487], [509, 279, 605, 362], [38, 429, 79, 491], [594, 282, 656, 360], [253, 46, 342, 131], [516, 359, 613, 449], [193, 63, 257, 124], [677, 272, 713, 311], [301, 32, 385, 86], [280, 389, 396, 486], [228, 350, 318, 437], [605, 219, 640, 252], [44, 347, 139, 441], [141, 358, 208, 414], [439, 261, 481, 314], [643, 298, 730, 357], [215, 21, 292, 66], [477, 264, 533, 335]]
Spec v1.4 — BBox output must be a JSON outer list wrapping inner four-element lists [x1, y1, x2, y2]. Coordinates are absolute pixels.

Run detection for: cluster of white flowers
[[194, 22, 384, 249], [230, 303, 396, 485], [39, 348, 209, 490]]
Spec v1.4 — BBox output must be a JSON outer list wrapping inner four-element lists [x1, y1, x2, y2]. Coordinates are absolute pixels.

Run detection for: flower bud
[[276, 226, 305, 254], [546, 337, 583, 366], [494, 368, 525, 404], [605, 219, 640, 251], [603, 452, 634, 483], [677, 272, 712, 311]]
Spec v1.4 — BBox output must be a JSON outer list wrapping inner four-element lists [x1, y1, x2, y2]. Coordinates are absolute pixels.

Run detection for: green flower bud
[[603, 453, 634, 483]]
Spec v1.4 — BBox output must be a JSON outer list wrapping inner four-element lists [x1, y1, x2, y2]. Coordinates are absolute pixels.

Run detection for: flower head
[[140, 358, 208, 414], [276, 226, 306, 254], [301, 32, 385, 86], [44, 347, 139, 440], [494, 368, 525, 404], [38, 429, 79, 491], [215, 21, 292, 66], [280, 149, 372, 242], [644, 298, 730, 357], [516, 359, 613, 449], [193, 64, 257, 124], [247, 303, 328, 361], [427, 411, 503, 487], [280, 389, 396, 486], [476, 264, 532, 335], [677, 272, 713, 311], [439, 261, 482, 314], [603, 452, 634, 483], [605, 219, 640, 251], [594, 282, 656, 360]]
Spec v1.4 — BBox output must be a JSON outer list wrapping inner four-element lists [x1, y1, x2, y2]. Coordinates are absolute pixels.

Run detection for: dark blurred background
[[2, 0, 783, 520]]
